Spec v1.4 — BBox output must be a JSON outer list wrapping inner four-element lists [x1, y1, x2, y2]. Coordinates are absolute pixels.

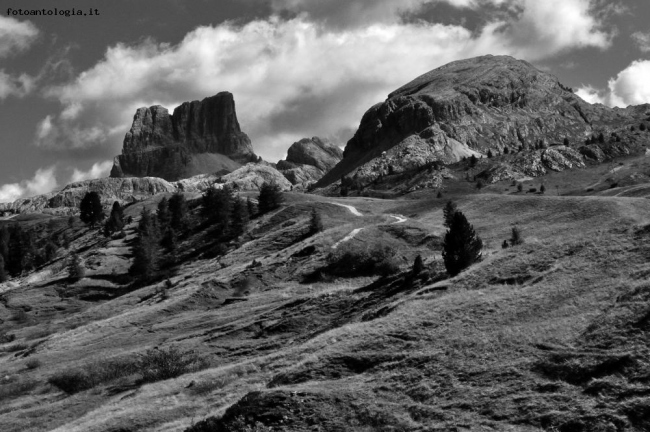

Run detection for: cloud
[[575, 85, 606, 104], [575, 60, 650, 108], [40, 1, 613, 161], [69, 161, 113, 183], [606, 60, 650, 107], [0, 70, 34, 99], [0, 15, 39, 58], [0, 167, 58, 203], [631, 31, 650, 52]]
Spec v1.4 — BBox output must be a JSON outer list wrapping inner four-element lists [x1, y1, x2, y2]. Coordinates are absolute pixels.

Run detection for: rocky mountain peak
[[111, 92, 256, 181], [276, 137, 343, 188], [317, 55, 649, 189]]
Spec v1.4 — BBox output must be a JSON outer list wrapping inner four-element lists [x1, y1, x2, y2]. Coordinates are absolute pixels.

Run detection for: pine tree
[[502, 240, 509, 249], [168, 192, 188, 231], [309, 208, 323, 235], [246, 197, 257, 218], [79, 191, 105, 227], [67, 253, 85, 281], [442, 211, 483, 276], [412, 254, 424, 275], [104, 201, 124, 236], [129, 208, 160, 282], [230, 198, 250, 237], [470, 154, 478, 167], [598, 132, 605, 143], [540, 184, 546, 194], [258, 183, 284, 215], [563, 137, 569, 146], [157, 197, 171, 229], [443, 201, 458, 228], [487, 149, 494, 158], [0, 254, 7, 282]]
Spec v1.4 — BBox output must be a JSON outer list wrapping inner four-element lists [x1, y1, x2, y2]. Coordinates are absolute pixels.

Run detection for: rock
[[220, 164, 293, 191], [0, 177, 177, 214], [111, 92, 256, 181], [579, 144, 607, 162], [277, 137, 343, 188], [317, 55, 650, 188]]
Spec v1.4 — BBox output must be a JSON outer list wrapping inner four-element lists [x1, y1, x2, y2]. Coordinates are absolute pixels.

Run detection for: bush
[[139, 346, 207, 383], [540, 184, 546, 194], [48, 370, 94, 394], [517, 183, 523, 192], [528, 188, 537, 193], [309, 208, 323, 235], [510, 226, 524, 246], [25, 358, 41, 370], [476, 179, 484, 190], [326, 242, 400, 277], [412, 255, 424, 275], [502, 240, 509, 249], [48, 357, 141, 394]]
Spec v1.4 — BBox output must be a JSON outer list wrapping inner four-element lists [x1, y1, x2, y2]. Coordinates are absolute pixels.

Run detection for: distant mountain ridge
[[110, 92, 257, 181], [317, 55, 650, 188]]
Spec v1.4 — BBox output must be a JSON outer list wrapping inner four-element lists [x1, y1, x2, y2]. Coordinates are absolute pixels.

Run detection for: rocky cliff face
[[277, 137, 343, 188], [0, 177, 177, 215], [317, 55, 650, 187], [111, 92, 256, 181]]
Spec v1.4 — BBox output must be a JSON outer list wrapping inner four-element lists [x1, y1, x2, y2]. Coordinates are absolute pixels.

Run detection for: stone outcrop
[[316, 55, 650, 188], [111, 92, 256, 181], [221, 164, 292, 191], [0, 177, 177, 215], [277, 137, 343, 188]]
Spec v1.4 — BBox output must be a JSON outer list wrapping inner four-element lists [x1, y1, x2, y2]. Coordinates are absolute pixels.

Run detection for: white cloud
[[0, 15, 39, 58], [69, 161, 113, 183], [575, 85, 606, 104], [631, 31, 650, 53], [607, 60, 650, 107], [575, 60, 650, 108], [0, 70, 34, 99], [40, 0, 612, 161], [0, 167, 58, 203]]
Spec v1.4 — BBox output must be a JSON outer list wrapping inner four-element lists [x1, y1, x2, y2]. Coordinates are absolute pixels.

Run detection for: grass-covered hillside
[[1, 166, 650, 431]]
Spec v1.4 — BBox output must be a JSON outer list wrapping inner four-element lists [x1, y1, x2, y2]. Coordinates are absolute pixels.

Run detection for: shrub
[[502, 240, 509, 249], [442, 211, 483, 276], [48, 370, 94, 394], [510, 226, 524, 246], [517, 183, 523, 192], [436, 191, 443, 198], [640, 123, 646, 131], [540, 184, 546, 194], [25, 358, 41, 370], [487, 149, 494, 158], [67, 253, 85, 281], [326, 242, 400, 277], [139, 346, 207, 383], [476, 179, 484, 190], [528, 188, 537, 193]]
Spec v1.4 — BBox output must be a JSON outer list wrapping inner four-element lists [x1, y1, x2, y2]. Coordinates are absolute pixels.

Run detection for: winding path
[[331, 228, 364, 249], [331, 203, 363, 216], [387, 214, 407, 224]]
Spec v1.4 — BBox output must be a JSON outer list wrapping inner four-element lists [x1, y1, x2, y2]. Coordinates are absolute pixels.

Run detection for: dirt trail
[[330, 203, 363, 216], [387, 214, 407, 224], [331, 228, 364, 249]]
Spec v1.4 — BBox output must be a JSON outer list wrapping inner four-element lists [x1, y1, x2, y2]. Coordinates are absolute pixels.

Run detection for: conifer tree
[[246, 197, 257, 218], [129, 208, 160, 282], [412, 254, 424, 275], [487, 149, 494, 158], [157, 197, 171, 229], [168, 192, 188, 231], [230, 198, 250, 237], [67, 253, 85, 281], [443, 201, 458, 228], [502, 240, 509, 249], [0, 254, 7, 282], [470, 154, 478, 167], [540, 184, 546, 194], [309, 208, 323, 235], [104, 201, 124, 236], [79, 191, 105, 227], [442, 211, 483, 276], [510, 226, 523, 246], [258, 182, 284, 215]]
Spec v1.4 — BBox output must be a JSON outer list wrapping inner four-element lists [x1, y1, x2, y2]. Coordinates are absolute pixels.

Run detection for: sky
[[0, 0, 649, 202]]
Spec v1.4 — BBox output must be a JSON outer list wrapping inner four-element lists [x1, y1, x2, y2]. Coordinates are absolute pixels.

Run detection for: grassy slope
[[1, 188, 649, 431]]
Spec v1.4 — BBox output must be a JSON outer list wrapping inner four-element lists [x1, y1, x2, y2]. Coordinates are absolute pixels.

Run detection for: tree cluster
[[0, 223, 61, 279]]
